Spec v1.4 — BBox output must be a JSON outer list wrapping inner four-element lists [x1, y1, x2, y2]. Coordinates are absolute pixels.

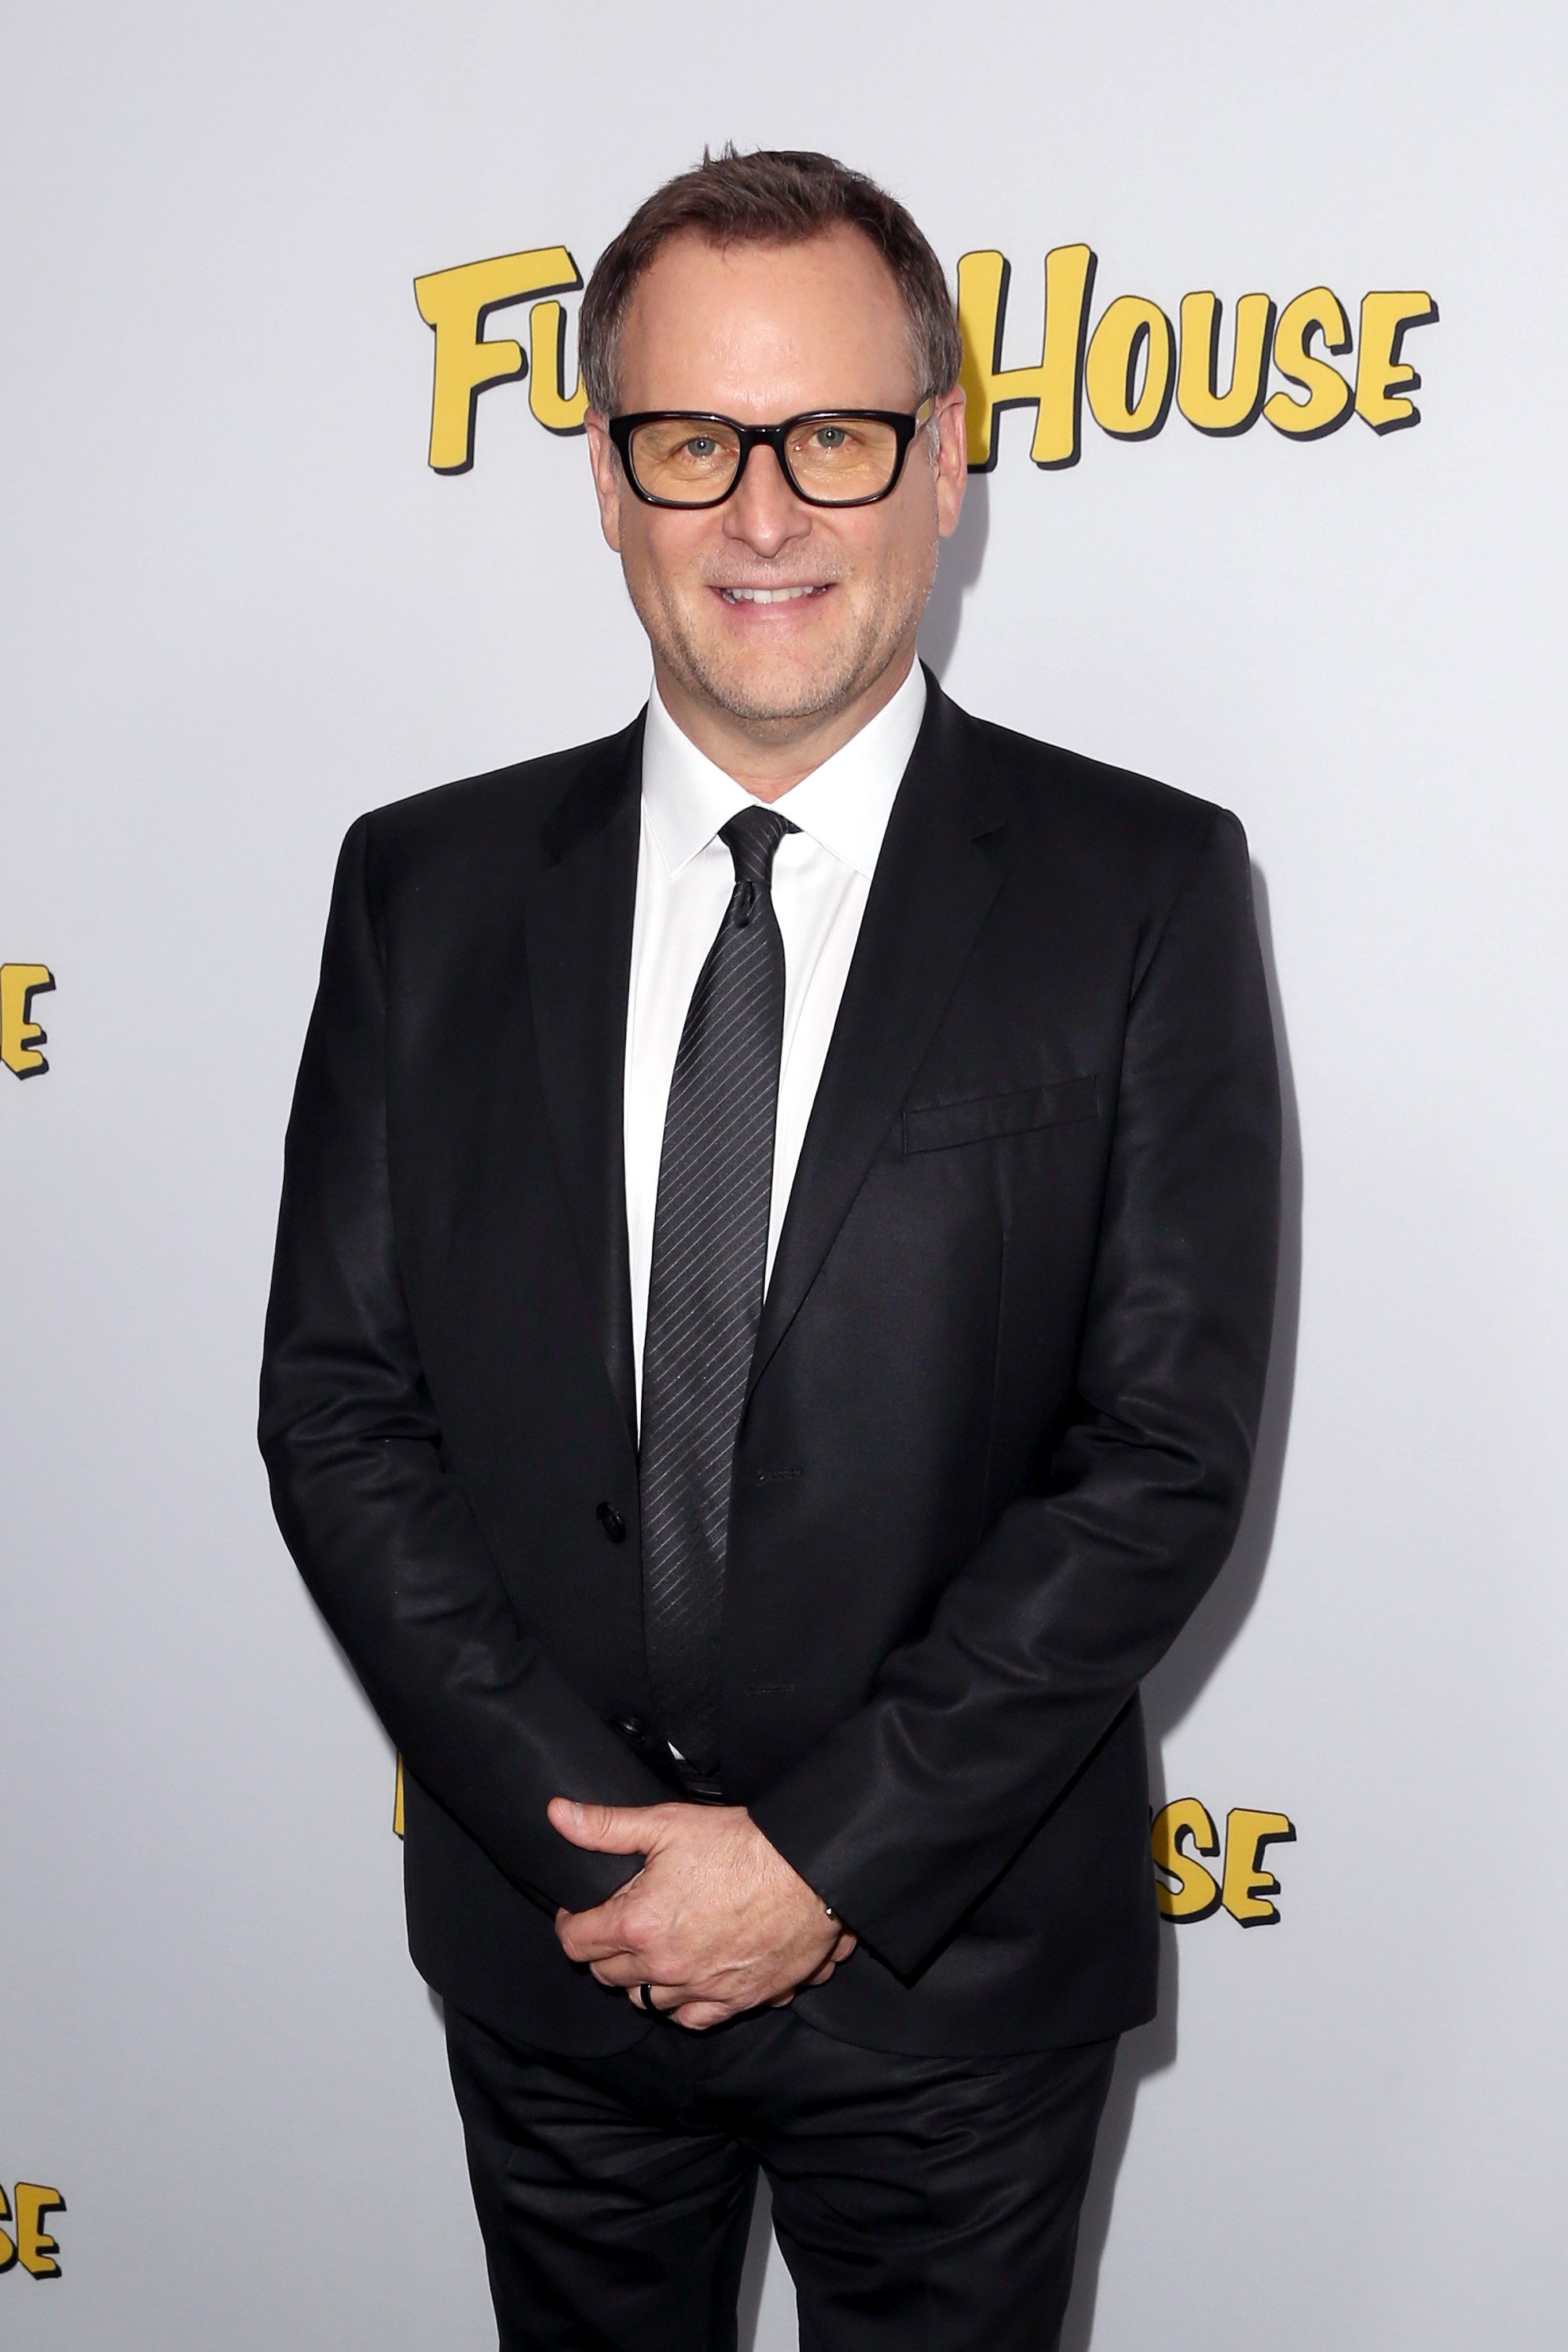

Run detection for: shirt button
[[596, 1502, 627, 1543]]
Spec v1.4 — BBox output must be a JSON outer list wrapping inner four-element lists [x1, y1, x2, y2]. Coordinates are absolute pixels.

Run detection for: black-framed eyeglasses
[[607, 401, 935, 510]]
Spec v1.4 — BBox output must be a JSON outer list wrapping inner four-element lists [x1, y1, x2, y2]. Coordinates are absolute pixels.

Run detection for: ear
[[933, 384, 968, 540], [584, 410, 624, 553]]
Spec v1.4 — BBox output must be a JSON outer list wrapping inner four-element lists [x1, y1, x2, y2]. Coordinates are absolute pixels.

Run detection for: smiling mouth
[[716, 584, 833, 604]]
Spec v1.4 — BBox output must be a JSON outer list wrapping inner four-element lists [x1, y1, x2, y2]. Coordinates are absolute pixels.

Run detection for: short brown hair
[[578, 146, 962, 415]]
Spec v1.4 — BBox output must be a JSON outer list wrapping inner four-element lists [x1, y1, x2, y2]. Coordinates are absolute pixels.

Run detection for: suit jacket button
[[596, 1502, 627, 1543]]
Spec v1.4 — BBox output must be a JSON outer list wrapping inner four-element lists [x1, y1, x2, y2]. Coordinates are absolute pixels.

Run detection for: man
[[261, 148, 1280, 2351]]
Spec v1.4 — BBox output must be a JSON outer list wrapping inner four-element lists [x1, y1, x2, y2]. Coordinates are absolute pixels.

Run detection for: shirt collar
[[640, 660, 927, 880]]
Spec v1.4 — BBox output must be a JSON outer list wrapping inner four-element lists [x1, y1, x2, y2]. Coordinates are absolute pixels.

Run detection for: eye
[[813, 425, 849, 450], [684, 434, 720, 460]]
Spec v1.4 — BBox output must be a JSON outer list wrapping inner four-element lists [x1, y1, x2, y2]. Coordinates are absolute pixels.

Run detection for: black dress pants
[[445, 2001, 1116, 2352]]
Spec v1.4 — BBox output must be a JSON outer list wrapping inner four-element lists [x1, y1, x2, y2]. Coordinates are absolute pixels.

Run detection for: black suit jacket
[[260, 673, 1280, 2057]]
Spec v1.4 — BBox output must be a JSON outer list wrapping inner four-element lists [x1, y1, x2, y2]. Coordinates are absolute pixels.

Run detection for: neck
[[651, 645, 918, 801]]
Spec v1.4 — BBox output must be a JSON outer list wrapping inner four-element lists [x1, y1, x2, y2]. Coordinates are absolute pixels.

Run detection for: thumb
[[548, 1796, 656, 1853]]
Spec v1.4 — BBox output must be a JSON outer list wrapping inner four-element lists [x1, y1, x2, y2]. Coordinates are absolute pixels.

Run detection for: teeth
[[721, 584, 826, 604]]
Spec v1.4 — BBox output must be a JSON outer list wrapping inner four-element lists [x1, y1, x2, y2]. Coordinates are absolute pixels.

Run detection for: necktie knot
[[720, 805, 796, 929], [720, 805, 797, 886]]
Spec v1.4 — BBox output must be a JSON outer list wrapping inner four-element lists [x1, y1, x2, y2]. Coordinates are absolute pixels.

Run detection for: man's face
[[585, 227, 966, 735]]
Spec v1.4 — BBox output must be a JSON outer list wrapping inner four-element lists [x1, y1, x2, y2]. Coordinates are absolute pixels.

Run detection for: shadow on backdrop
[[918, 468, 990, 676], [1059, 864, 1301, 2352], [737, 2174, 774, 2351]]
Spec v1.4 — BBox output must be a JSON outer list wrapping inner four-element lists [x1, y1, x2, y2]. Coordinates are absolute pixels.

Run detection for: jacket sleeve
[[749, 809, 1282, 1978], [258, 816, 668, 1915]]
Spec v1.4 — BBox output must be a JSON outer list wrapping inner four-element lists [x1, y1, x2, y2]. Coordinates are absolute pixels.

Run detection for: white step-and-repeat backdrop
[[4, 6, 1563, 2345]]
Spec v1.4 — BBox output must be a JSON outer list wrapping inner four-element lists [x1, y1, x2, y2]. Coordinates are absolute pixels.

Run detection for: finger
[[554, 1908, 636, 1964], [588, 1954, 660, 1989], [801, 1961, 836, 1987], [832, 1932, 858, 1962], [548, 1797, 659, 1855], [671, 2000, 737, 2031]]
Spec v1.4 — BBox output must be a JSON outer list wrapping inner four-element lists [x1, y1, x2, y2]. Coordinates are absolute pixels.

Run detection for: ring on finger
[[635, 1981, 658, 2013]]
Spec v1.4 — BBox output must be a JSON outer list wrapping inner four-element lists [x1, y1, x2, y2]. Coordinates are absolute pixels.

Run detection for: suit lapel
[[520, 716, 644, 1451], [749, 677, 1007, 1400]]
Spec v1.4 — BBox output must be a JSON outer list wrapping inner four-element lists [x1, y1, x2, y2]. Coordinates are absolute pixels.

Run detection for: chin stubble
[[630, 555, 934, 731]]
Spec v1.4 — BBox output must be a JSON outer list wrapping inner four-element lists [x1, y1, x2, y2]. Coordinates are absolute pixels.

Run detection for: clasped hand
[[549, 1798, 856, 2031]]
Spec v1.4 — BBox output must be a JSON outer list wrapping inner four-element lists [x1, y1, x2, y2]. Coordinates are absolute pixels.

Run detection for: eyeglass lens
[[627, 415, 903, 505]]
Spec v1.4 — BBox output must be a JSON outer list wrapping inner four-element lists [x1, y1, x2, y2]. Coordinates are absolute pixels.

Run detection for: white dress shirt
[[624, 661, 927, 1421]]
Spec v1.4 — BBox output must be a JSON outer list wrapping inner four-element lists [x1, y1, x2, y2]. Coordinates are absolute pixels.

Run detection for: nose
[[721, 441, 813, 561]]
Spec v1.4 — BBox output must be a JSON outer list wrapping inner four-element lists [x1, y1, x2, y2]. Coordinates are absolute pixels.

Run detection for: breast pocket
[[900, 1074, 1099, 1155]]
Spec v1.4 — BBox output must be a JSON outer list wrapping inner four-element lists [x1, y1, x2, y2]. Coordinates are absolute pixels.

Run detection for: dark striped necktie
[[638, 803, 798, 1778]]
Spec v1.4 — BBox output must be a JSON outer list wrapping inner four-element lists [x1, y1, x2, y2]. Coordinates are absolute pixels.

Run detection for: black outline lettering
[[959, 247, 1098, 474], [437, 283, 528, 479], [414, 248, 583, 475], [1087, 297, 1175, 442], [1265, 290, 1355, 441], [1356, 294, 1440, 435], [1151, 1796, 1225, 1923], [1041, 246, 1096, 472], [14, 2185, 66, 2281], [1178, 291, 1276, 437], [2, 965, 55, 1080], [1223, 1809, 1298, 1928], [528, 294, 588, 437], [970, 251, 1015, 475]]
